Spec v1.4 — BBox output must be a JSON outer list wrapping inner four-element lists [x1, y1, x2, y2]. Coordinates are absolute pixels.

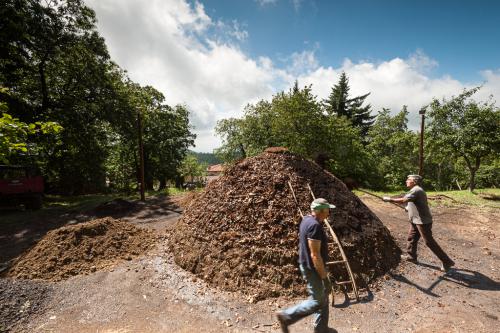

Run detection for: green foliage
[[427, 88, 500, 191], [191, 151, 222, 165], [179, 153, 207, 182], [0, 88, 62, 163], [143, 103, 195, 189], [0, 112, 62, 163], [216, 84, 331, 159], [214, 117, 248, 162], [0, 1, 195, 194], [215, 83, 375, 185], [323, 72, 375, 137], [367, 107, 419, 189]]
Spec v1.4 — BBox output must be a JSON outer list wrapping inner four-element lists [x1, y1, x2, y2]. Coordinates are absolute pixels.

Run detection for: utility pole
[[418, 107, 426, 176], [137, 109, 145, 201]]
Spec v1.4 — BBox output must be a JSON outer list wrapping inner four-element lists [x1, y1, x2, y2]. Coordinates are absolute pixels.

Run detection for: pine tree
[[323, 72, 375, 137]]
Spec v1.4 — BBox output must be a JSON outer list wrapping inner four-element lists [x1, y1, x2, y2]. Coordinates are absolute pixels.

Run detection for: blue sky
[[204, 0, 499, 82], [87, 0, 500, 152]]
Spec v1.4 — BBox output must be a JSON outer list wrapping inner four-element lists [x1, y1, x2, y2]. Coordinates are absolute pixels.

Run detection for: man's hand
[[323, 277, 332, 294], [382, 196, 392, 202]]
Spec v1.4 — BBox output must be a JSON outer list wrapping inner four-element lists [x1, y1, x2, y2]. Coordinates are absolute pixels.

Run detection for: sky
[[85, 0, 500, 152]]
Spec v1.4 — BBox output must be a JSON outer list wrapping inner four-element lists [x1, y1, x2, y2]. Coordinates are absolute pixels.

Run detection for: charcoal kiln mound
[[170, 149, 401, 300], [6, 218, 155, 281]]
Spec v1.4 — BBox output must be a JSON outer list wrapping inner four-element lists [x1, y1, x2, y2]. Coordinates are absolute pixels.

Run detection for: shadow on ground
[[389, 263, 500, 299], [0, 194, 181, 273]]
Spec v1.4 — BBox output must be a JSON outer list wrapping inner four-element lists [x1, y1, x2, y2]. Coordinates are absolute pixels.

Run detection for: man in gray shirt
[[384, 175, 455, 272]]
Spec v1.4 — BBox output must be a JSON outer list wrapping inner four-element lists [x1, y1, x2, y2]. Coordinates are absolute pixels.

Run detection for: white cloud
[[297, 54, 500, 129], [87, 0, 276, 152], [87, 0, 500, 151], [292, 0, 303, 12], [255, 0, 278, 6], [215, 19, 249, 42], [477, 69, 500, 103], [287, 50, 319, 76]]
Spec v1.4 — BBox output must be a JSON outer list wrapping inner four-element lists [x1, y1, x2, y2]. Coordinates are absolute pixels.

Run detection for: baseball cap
[[310, 198, 336, 210], [407, 174, 422, 182]]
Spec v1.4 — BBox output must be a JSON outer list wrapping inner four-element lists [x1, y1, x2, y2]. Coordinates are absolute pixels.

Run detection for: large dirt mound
[[7, 218, 155, 281], [170, 150, 401, 300]]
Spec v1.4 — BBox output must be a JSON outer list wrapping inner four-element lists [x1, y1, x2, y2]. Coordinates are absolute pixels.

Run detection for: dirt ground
[[1, 194, 499, 333]]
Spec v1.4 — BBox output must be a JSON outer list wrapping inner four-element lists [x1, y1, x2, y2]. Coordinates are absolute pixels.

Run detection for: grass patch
[[166, 186, 203, 196], [0, 187, 199, 226]]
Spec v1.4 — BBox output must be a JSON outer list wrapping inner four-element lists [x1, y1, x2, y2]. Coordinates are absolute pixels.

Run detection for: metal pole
[[137, 110, 145, 201], [418, 108, 426, 176]]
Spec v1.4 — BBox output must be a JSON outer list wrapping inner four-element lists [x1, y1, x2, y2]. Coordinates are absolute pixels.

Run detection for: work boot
[[401, 254, 418, 263], [276, 312, 290, 333], [440, 259, 455, 272]]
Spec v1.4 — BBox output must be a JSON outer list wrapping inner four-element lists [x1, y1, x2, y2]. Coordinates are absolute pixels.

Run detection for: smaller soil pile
[[7, 218, 155, 281]]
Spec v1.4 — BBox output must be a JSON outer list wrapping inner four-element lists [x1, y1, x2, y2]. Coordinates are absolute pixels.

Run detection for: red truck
[[0, 165, 44, 210]]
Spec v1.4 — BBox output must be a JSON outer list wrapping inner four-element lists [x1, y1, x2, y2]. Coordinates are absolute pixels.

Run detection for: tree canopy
[[0, 0, 195, 193], [323, 72, 375, 138], [427, 88, 500, 191]]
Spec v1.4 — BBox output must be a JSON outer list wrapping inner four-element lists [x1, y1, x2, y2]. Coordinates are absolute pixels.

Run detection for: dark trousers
[[406, 223, 453, 264]]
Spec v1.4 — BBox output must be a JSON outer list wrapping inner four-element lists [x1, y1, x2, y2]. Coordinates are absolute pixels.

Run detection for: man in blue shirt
[[277, 198, 335, 333]]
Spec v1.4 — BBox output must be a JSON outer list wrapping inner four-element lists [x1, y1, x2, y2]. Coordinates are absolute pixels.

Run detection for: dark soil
[[0, 278, 53, 333], [5, 218, 156, 281], [170, 150, 401, 300]]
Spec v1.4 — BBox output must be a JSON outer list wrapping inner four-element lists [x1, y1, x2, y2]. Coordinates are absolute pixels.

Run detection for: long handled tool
[[306, 184, 360, 302], [356, 188, 406, 210]]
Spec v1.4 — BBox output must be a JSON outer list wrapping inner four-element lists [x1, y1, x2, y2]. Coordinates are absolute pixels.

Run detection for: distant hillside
[[191, 152, 222, 165]]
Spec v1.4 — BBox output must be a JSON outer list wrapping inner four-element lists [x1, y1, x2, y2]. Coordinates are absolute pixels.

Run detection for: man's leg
[[416, 224, 453, 266], [312, 290, 329, 333], [406, 223, 420, 260], [279, 266, 326, 327]]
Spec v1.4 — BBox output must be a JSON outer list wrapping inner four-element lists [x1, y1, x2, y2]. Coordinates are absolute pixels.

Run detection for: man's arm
[[389, 197, 409, 204], [384, 192, 414, 204], [308, 239, 327, 279]]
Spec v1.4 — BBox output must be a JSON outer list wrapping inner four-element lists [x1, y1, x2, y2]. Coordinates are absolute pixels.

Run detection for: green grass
[[0, 193, 128, 226], [354, 188, 500, 209], [0, 187, 200, 225]]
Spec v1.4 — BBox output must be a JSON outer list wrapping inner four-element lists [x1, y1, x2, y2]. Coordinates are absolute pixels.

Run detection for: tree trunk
[[469, 169, 477, 192], [158, 178, 167, 190], [38, 57, 49, 114], [464, 155, 481, 192]]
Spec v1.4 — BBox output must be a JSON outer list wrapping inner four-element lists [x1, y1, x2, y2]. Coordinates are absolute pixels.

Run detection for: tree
[[179, 153, 207, 183], [215, 83, 376, 185], [214, 118, 248, 162], [216, 84, 330, 161], [191, 152, 222, 165], [323, 72, 375, 137], [427, 88, 500, 191], [367, 107, 418, 189], [0, 88, 62, 163], [1, 1, 196, 194], [143, 103, 195, 190]]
